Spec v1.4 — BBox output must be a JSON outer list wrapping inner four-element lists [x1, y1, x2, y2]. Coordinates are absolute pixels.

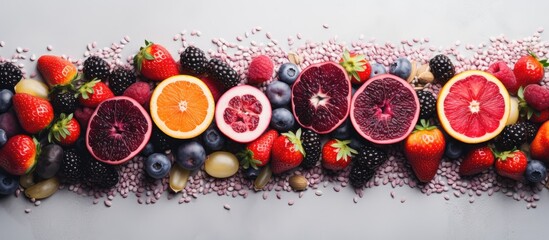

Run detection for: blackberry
[[349, 145, 387, 188], [83, 56, 110, 81], [208, 58, 240, 89], [523, 121, 539, 143], [109, 67, 136, 95], [58, 149, 84, 184], [180, 46, 208, 75], [416, 90, 436, 119], [151, 127, 177, 152], [84, 157, 119, 188], [50, 88, 78, 115], [349, 165, 375, 188], [493, 123, 527, 151], [300, 129, 321, 169], [429, 54, 455, 84], [0, 62, 23, 91]]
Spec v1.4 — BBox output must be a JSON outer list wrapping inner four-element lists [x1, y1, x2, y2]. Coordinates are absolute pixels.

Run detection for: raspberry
[[487, 61, 518, 95], [247, 55, 274, 84], [123, 81, 152, 108], [523, 84, 549, 112]]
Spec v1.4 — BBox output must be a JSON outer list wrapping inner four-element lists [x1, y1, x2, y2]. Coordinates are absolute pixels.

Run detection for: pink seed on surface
[[46, 45, 53, 51], [104, 200, 112, 207], [24, 209, 31, 213], [223, 204, 231, 210], [288, 200, 294, 206]]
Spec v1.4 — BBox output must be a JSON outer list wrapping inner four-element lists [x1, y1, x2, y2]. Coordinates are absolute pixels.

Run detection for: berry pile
[[1, 29, 549, 211]]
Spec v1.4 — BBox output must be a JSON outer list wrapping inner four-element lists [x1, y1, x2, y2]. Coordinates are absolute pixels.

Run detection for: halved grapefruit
[[150, 75, 215, 139], [437, 70, 510, 143]]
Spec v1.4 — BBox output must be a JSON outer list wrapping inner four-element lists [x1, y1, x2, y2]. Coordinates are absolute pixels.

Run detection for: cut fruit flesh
[[86, 96, 152, 164], [150, 75, 215, 139], [437, 70, 510, 143], [291, 62, 351, 134], [215, 85, 271, 143], [350, 74, 419, 144]]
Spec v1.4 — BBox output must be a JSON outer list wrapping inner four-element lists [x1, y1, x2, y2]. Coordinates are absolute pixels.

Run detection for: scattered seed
[[223, 204, 231, 210], [315, 190, 323, 196], [0, 41, 5, 47], [46, 45, 53, 51], [322, 24, 329, 29], [288, 200, 294, 206], [104, 200, 112, 207], [24, 208, 31, 213], [400, 198, 406, 203], [353, 197, 358, 203]]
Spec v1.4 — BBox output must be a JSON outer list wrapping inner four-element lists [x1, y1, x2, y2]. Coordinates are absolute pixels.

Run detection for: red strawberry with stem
[[459, 146, 495, 176], [270, 128, 305, 175], [78, 79, 114, 108], [237, 129, 279, 169], [404, 119, 446, 183], [12, 93, 54, 134], [48, 113, 81, 146], [321, 139, 357, 171], [494, 150, 528, 181], [37, 55, 79, 87], [513, 51, 548, 88], [0, 135, 39, 175], [339, 50, 371, 85], [134, 40, 180, 81]]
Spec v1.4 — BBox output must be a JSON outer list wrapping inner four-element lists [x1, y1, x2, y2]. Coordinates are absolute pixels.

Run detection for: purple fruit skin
[[0, 110, 22, 138]]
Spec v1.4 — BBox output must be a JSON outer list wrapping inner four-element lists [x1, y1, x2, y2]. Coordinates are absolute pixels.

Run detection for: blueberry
[[525, 160, 547, 183], [277, 63, 300, 84], [369, 63, 387, 78], [243, 167, 261, 180], [331, 119, 351, 139], [145, 153, 172, 179], [444, 138, 465, 159], [0, 89, 13, 113], [140, 142, 155, 157], [0, 169, 19, 196], [266, 81, 291, 107], [270, 108, 295, 132], [203, 125, 225, 151], [34, 144, 64, 179], [176, 141, 206, 171], [0, 129, 7, 148], [389, 58, 412, 79]]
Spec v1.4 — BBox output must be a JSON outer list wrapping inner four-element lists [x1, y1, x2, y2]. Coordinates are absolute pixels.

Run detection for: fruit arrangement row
[[0, 36, 548, 207]]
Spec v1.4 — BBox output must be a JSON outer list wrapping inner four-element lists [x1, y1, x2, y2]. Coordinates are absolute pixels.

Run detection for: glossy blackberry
[[349, 165, 375, 188], [84, 158, 119, 188], [50, 88, 78, 115], [83, 56, 110, 81], [180, 46, 208, 75], [429, 54, 455, 84], [416, 90, 436, 119], [349, 145, 387, 188], [300, 129, 321, 169], [493, 123, 527, 151], [0, 62, 23, 91], [208, 58, 240, 89], [523, 121, 539, 143], [109, 67, 136, 95], [58, 149, 84, 184]]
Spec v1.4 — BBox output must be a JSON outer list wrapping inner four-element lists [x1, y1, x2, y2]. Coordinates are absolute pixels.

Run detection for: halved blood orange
[[437, 70, 510, 143], [150, 75, 215, 139]]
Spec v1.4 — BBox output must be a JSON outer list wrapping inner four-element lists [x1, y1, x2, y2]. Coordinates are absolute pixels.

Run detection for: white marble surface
[[1, 0, 549, 239]]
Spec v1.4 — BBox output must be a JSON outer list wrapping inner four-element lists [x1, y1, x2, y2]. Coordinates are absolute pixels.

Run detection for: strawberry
[[237, 129, 279, 169], [134, 40, 179, 81], [78, 79, 114, 108], [37, 55, 78, 87], [247, 55, 274, 84], [530, 120, 549, 164], [270, 128, 305, 174], [48, 113, 81, 146], [530, 109, 549, 123], [321, 139, 357, 171], [523, 84, 549, 112], [339, 50, 371, 85], [12, 93, 54, 134], [403, 120, 446, 183], [0, 135, 38, 175], [494, 150, 528, 181], [513, 52, 548, 88], [459, 146, 495, 176]]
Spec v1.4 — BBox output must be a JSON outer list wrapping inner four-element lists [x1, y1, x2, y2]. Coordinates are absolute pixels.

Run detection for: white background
[[1, 0, 549, 239]]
